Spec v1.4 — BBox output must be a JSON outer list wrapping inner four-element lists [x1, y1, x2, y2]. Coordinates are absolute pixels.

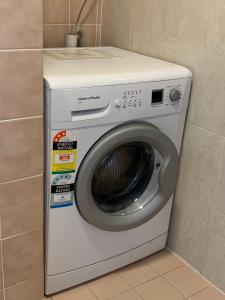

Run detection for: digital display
[[152, 89, 164, 105]]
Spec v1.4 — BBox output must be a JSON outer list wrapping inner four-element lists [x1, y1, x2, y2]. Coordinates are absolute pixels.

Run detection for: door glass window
[[91, 142, 155, 213]]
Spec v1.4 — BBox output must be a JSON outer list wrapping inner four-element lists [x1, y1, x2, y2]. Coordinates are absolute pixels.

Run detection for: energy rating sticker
[[52, 130, 77, 174]]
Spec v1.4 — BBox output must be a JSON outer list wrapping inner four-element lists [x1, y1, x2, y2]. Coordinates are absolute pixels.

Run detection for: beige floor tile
[[188, 286, 225, 300], [146, 249, 184, 275], [110, 290, 142, 300], [118, 259, 158, 287], [53, 285, 97, 300], [0, 290, 4, 300], [88, 272, 129, 300], [163, 266, 209, 297], [135, 277, 184, 300]]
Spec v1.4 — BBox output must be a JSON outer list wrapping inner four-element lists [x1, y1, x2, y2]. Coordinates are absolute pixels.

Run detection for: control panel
[[164, 83, 184, 105], [114, 80, 185, 113], [152, 89, 164, 105], [114, 89, 143, 109], [151, 84, 183, 107], [48, 78, 190, 127]]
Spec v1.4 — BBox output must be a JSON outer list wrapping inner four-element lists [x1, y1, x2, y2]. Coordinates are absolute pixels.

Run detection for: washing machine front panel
[[75, 121, 179, 231]]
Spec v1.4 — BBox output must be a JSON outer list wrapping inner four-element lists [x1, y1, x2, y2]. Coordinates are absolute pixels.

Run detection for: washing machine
[[43, 47, 192, 295]]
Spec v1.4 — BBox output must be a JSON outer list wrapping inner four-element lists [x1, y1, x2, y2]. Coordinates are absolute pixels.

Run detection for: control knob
[[169, 89, 181, 102]]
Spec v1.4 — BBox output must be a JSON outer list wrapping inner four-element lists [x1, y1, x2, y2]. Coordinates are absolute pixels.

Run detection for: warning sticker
[[52, 131, 77, 174]]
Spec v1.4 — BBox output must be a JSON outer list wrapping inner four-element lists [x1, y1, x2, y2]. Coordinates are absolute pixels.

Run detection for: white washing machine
[[43, 47, 192, 295]]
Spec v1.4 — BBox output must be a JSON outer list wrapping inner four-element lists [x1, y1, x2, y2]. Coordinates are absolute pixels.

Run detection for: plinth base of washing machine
[[45, 232, 167, 295]]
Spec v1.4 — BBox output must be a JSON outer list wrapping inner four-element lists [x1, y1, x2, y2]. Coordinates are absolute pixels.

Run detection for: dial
[[169, 89, 181, 102]]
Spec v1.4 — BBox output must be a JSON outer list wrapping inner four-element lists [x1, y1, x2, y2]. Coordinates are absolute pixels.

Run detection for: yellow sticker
[[52, 149, 76, 174], [52, 130, 77, 174]]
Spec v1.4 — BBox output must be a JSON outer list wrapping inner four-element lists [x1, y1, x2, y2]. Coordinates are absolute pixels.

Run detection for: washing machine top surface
[[43, 47, 191, 89]]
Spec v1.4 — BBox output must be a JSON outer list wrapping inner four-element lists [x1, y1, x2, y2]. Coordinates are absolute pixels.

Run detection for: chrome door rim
[[75, 121, 179, 231]]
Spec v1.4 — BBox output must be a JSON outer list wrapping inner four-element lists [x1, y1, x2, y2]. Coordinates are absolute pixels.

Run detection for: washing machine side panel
[[44, 86, 53, 280]]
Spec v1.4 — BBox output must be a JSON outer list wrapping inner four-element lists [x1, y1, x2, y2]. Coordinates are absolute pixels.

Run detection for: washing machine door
[[75, 121, 179, 231]]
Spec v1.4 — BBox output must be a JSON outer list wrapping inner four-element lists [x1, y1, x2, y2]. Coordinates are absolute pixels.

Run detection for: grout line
[[0, 239, 5, 300], [133, 286, 145, 300], [162, 272, 193, 298], [4, 274, 43, 291], [69, 23, 98, 27], [43, 23, 99, 26], [161, 252, 207, 298], [99, 0, 103, 46], [105, 287, 131, 300], [187, 120, 225, 140], [133, 288, 145, 300], [86, 271, 131, 300], [152, 265, 184, 277], [95, 0, 99, 47], [116, 266, 160, 290], [85, 284, 99, 300], [167, 248, 225, 296], [117, 262, 184, 297], [43, 23, 71, 26], [116, 270, 134, 289], [94, 25, 98, 47], [106, 288, 133, 300], [68, 0, 71, 26], [1, 228, 42, 241], [184, 287, 210, 299], [150, 262, 184, 276], [44, 23, 99, 27], [0, 115, 43, 123], [96, 0, 99, 25], [0, 174, 43, 186], [0, 48, 42, 52]]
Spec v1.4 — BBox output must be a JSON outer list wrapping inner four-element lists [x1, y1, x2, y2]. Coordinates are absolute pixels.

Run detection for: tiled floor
[[44, 250, 225, 300]]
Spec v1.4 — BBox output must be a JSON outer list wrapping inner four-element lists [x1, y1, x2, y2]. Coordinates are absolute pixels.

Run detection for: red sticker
[[53, 130, 66, 142]]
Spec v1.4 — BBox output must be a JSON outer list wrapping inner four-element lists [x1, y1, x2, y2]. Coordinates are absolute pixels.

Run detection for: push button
[[115, 100, 121, 109]]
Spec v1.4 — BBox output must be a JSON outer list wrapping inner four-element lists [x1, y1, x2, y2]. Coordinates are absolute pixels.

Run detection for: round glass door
[[92, 142, 155, 213], [75, 121, 179, 231]]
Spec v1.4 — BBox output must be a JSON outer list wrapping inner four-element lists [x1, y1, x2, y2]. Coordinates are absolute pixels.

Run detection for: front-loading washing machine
[[43, 47, 192, 295]]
